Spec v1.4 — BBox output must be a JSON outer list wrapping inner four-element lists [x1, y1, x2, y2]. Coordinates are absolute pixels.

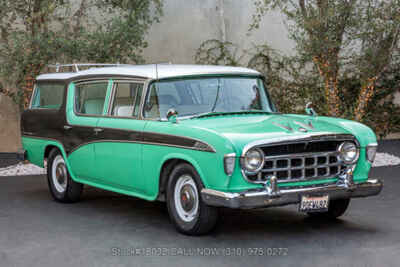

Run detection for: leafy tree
[[0, 0, 163, 108], [195, 39, 242, 66], [194, 37, 400, 137], [250, 0, 400, 121]]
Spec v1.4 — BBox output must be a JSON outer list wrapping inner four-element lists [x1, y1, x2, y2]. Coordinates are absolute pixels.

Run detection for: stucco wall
[[142, 0, 293, 64], [0, 0, 398, 151], [0, 0, 295, 152]]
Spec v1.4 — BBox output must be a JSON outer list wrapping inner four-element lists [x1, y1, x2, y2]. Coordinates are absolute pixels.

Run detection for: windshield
[[143, 77, 276, 119]]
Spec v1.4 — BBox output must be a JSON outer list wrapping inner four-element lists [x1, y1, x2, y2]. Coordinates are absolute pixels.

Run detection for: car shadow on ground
[[17, 176, 380, 243]]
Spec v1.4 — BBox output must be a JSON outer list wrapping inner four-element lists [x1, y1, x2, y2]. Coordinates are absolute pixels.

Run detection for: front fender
[[159, 153, 207, 187], [142, 144, 231, 200], [316, 116, 377, 147]]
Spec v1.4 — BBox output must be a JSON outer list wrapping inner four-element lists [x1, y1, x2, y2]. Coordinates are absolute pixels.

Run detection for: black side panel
[[20, 80, 215, 154], [21, 108, 66, 142]]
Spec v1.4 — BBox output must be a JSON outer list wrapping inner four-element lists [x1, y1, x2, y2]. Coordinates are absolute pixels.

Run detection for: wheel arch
[[157, 153, 207, 201], [42, 142, 78, 181]]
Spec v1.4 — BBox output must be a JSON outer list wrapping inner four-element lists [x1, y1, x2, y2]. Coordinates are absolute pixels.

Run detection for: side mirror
[[166, 108, 178, 123], [305, 102, 317, 116]]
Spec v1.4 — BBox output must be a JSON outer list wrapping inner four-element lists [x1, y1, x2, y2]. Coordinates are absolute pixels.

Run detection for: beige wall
[[0, 95, 21, 152], [0, 0, 398, 151], [142, 0, 294, 64]]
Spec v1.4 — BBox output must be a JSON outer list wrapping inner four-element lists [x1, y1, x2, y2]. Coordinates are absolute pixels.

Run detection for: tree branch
[[73, 0, 88, 35]]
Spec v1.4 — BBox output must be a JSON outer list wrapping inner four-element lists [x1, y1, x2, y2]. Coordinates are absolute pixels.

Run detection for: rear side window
[[31, 83, 65, 109], [75, 82, 108, 115]]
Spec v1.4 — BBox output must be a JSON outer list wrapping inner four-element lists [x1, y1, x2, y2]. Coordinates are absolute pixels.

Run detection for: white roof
[[36, 64, 261, 81]]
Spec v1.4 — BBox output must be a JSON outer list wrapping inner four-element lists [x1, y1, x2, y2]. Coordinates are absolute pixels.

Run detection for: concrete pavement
[[0, 163, 398, 267]]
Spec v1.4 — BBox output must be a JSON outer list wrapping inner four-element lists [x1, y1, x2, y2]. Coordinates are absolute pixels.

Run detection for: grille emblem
[[298, 127, 308, 132]]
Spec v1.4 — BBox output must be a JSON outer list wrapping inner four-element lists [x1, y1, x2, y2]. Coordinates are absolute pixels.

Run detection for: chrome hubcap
[[174, 175, 199, 222], [52, 155, 67, 193]]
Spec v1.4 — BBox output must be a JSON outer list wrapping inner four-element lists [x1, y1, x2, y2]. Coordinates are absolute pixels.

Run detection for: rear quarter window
[[31, 83, 65, 109]]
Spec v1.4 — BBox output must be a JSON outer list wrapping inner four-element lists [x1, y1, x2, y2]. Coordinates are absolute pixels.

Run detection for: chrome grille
[[243, 137, 357, 184], [261, 152, 344, 182]]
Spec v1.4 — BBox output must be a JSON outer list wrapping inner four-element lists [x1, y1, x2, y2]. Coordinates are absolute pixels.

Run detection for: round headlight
[[338, 142, 359, 164], [241, 148, 265, 173]]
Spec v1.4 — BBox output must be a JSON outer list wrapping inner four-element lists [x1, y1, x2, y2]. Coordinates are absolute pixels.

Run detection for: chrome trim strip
[[241, 133, 357, 157], [28, 84, 37, 109], [107, 81, 118, 115], [263, 151, 340, 159], [271, 122, 293, 132], [293, 120, 314, 129], [367, 143, 378, 147], [68, 139, 215, 155]]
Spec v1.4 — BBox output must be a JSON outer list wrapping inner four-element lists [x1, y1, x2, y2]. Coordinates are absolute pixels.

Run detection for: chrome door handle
[[63, 125, 72, 130], [93, 128, 104, 133]]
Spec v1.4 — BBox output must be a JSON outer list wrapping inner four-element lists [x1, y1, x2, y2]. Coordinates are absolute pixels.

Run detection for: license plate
[[299, 195, 329, 212]]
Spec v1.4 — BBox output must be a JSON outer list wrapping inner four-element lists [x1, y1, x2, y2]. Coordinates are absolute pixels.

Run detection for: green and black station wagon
[[21, 63, 383, 235]]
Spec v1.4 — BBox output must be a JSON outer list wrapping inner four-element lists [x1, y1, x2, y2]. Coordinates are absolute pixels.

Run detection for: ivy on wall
[[0, 0, 163, 109], [196, 0, 400, 137], [195, 39, 400, 138]]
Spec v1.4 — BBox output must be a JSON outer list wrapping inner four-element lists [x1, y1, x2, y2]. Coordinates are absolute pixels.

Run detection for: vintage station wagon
[[21, 63, 382, 235]]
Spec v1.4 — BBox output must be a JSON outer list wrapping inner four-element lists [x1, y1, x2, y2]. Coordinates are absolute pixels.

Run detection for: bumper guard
[[201, 170, 383, 209]]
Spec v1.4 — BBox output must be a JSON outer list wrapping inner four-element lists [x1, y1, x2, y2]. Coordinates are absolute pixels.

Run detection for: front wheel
[[307, 198, 350, 219], [166, 163, 218, 235], [47, 149, 83, 203]]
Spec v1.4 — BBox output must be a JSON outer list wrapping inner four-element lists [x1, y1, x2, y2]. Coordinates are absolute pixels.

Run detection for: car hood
[[180, 113, 361, 152]]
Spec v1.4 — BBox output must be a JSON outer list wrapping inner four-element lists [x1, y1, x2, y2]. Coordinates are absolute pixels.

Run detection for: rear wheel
[[166, 163, 218, 235], [47, 149, 83, 203], [307, 198, 350, 219]]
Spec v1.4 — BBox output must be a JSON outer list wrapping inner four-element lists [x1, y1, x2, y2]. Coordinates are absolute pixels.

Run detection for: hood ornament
[[272, 122, 293, 132], [305, 102, 317, 116]]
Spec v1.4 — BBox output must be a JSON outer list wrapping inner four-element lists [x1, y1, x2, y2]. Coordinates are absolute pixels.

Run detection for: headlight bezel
[[338, 141, 359, 164], [366, 143, 378, 163], [240, 147, 265, 174]]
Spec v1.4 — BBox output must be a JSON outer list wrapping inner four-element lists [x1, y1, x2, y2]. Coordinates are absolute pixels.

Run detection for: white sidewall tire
[[51, 155, 68, 193], [47, 149, 83, 203]]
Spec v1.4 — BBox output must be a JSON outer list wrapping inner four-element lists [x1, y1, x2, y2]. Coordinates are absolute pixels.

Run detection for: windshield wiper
[[186, 110, 278, 119]]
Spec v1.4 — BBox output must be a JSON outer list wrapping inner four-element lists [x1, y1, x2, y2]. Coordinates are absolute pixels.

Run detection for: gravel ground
[[372, 152, 400, 167], [0, 162, 46, 176]]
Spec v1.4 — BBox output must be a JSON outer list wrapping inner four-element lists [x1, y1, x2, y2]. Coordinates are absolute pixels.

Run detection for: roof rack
[[48, 63, 128, 73]]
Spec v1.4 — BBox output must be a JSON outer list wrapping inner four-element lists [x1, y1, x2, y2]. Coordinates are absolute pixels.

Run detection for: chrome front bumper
[[201, 176, 383, 209]]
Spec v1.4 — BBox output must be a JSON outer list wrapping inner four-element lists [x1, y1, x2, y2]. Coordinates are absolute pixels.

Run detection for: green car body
[[20, 64, 382, 234], [21, 112, 377, 196]]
